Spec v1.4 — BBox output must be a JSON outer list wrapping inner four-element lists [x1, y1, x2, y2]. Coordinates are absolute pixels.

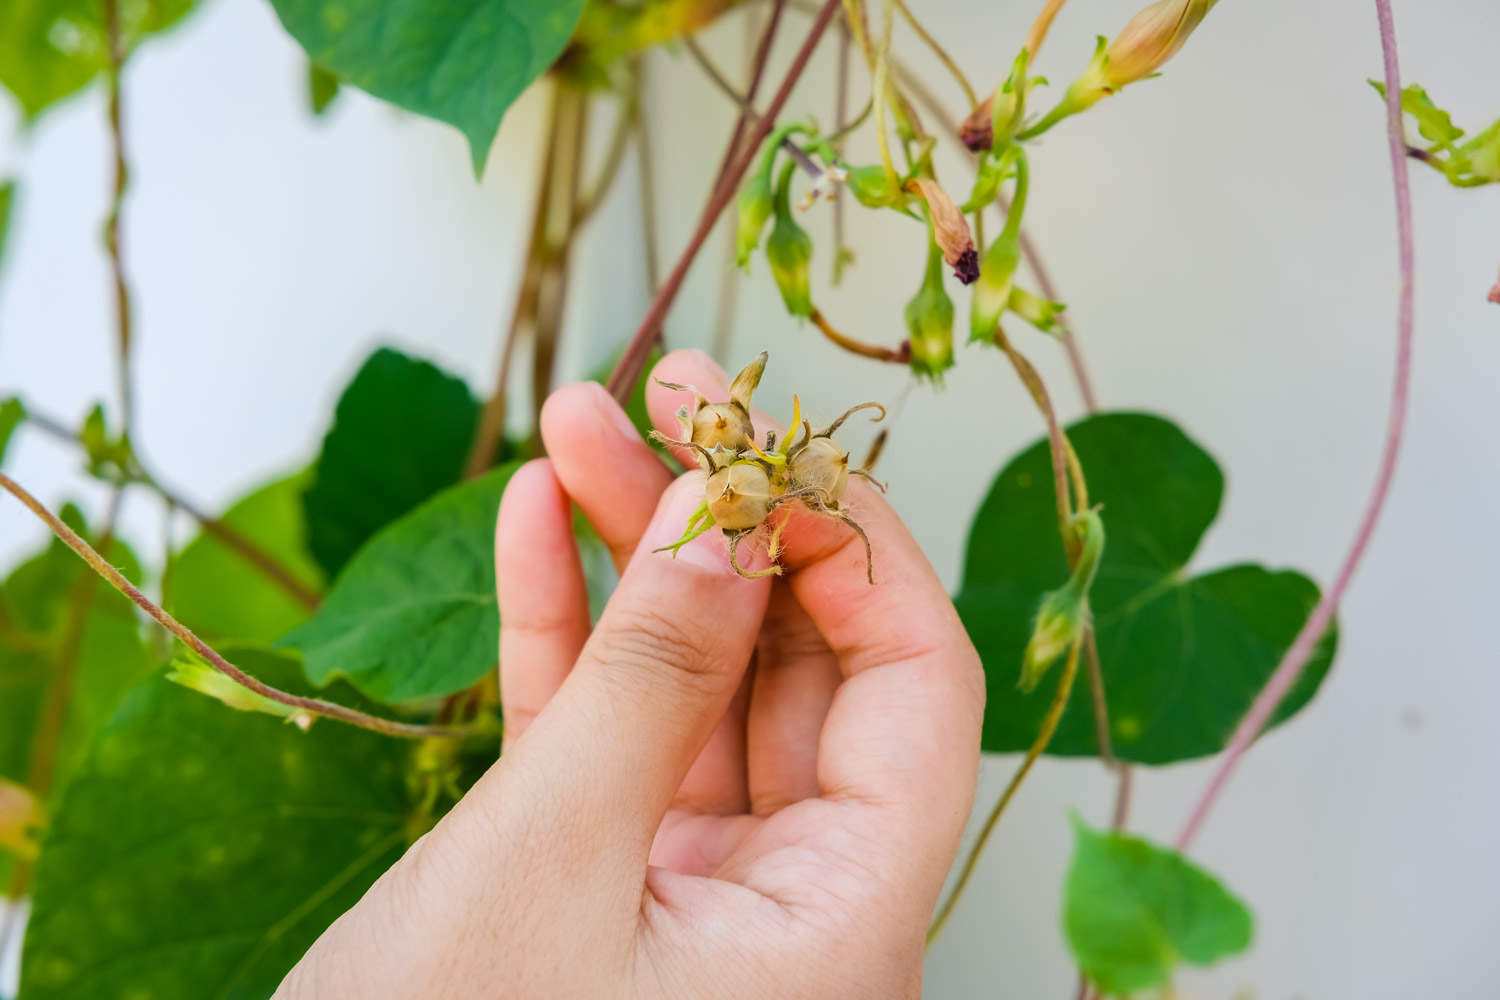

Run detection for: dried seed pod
[[655, 352, 768, 458], [787, 436, 850, 505], [707, 462, 777, 532]]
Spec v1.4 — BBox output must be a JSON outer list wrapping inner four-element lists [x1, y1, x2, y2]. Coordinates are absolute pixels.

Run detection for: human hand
[[276, 350, 985, 999]]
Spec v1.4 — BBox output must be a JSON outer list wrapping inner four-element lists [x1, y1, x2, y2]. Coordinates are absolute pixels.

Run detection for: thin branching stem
[[927, 638, 1083, 945], [1175, 0, 1417, 852], [682, 36, 824, 178], [20, 405, 319, 609], [606, 0, 843, 403], [0, 472, 476, 741], [892, 0, 975, 107], [102, 0, 133, 437]]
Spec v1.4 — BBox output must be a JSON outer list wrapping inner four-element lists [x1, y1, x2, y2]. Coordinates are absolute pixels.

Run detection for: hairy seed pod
[[788, 437, 850, 504], [691, 402, 754, 453], [707, 463, 777, 531]]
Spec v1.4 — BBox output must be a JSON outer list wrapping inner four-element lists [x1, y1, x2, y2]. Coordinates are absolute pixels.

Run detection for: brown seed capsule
[[707, 462, 777, 531], [690, 402, 755, 453], [788, 436, 851, 505]]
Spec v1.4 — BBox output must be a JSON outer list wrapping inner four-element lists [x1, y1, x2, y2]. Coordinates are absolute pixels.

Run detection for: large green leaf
[[0, 0, 197, 119], [266, 0, 586, 173], [0, 506, 154, 890], [19, 649, 417, 999], [168, 471, 324, 644], [957, 412, 1336, 764], [281, 464, 519, 704], [1063, 815, 1254, 995], [303, 347, 481, 578]]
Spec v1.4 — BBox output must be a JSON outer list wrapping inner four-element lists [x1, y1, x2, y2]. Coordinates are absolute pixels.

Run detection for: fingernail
[[588, 381, 643, 443], [639, 478, 735, 575]]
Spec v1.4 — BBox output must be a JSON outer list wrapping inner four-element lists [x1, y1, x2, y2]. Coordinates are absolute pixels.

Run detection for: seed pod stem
[[821, 401, 887, 438], [728, 530, 782, 579]]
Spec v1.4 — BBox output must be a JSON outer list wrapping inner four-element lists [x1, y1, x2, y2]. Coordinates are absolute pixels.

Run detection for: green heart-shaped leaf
[[20, 649, 416, 998], [266, 0, 586, 173], [280, 464, 519, 703], [1063, 815, 1254, 995], [303, 347, 484, 579], [0, 0, 197, 119], [958, 412, 1336, 764], [1, 506, 154, 891]]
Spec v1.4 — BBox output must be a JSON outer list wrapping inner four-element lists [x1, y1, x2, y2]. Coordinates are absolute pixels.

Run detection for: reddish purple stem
[[1175, 0, 1416, 850]]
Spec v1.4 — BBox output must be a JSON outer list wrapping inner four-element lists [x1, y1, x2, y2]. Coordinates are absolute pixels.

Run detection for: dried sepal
[[729, 351, 768, 412]]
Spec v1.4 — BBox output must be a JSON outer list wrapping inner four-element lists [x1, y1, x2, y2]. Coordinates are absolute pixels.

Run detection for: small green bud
[[845, 163, 902, 208], [767, 161, 813, 318], [735, 169, 774, 270], [1019, 509, 1105, 692], [970, 230, 1022, 342], [962, 145, 1019, 213], [166, 655, 314, 729], [905, 240, 955, 380], [1008, 286, 1067, 336], [1020, 586, 1085, 692]]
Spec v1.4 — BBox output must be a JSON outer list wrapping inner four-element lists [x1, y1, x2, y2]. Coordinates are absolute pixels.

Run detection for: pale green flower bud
[[1008, 286, 1067, 336], [166, 655, 314, 729], [767, 161, 813, 318], [905, 239, 955, 380], [1019, 510, 1105, 692], [845, 163, 902, 208], [970, 230, 1022, 343]]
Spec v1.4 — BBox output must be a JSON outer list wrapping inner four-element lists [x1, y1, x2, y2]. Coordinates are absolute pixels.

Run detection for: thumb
[[501, 474, 771, 862]]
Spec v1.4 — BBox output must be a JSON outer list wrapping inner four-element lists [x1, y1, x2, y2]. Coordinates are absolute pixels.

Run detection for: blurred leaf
[[281, 464, 519, 704], [0, 180, 15, 273], [1063, 815, 1254, 995], [307, 60, 340, 114], [168, 471, 324, 643], [303, 347, 481, 578], [0, 0, 197, 119], [1370, 80, 1464, 150], [1455, 119, 1500, 184], [266, 0, 586, 173], [19, 649, 416, 998], [0, 776, 42, 859], [1, 505, 153, 890], [957, 413, 1336, 764], [0, 396, 24, 465]]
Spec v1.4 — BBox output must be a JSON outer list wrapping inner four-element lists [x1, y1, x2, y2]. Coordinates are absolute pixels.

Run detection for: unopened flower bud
[[1019, 509, 1104, 691], [1103, 0, 1217, 88], [735, 123, 810, 269], [735, 169, 774, 270], [957, 50, 1034, 153], [845, 163, 903, 208], [708, 462, 777, 531], [970, 230, 1022, 342], [1020, 586, 1085, 692], [767, 162, 814, 318], [1008, 286, 1066, 336], [166, 655, 314, 727], [906, 177, 978, 284], [905, 241, 955, 380]]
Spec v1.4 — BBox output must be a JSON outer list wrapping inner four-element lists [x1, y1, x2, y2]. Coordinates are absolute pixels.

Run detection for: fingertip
[[496, 459, 571, 568]]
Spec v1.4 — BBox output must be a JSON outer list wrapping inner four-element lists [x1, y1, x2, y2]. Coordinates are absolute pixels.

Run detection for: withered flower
[[906, 177, 979, 284]]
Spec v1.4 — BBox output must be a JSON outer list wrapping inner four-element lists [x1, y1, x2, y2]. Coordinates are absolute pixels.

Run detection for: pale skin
[[275, 350, 986, 999]]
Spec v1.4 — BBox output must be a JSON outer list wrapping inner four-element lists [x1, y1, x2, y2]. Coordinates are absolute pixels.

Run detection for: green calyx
[[1019, 509, 1105, 691], [906, 233, 955, 380], [736, 123, 813, 269]]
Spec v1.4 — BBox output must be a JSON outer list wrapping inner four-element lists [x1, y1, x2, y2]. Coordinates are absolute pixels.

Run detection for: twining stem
[[810, 308, 909, 363], [892, 0, 975, 107], [606, 0, 843, 403], [465, 83, 564, 478], [1023, 0, 1069, 58], [712, 2, 777, 362], [927, 638, 1083, 945], [682, 37, 825, 179], [869, 0, 899, 186], [102, 0, 133, 438], [0, 472, 475, 741], [19, 405, 319, 609], [529, 85, 589, 432], [831, 17, 852, 284], [1175, 0, 1417, 852], [573, 83, 638, 226]]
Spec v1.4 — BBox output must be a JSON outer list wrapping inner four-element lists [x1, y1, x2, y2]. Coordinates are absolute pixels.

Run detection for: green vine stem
[[927, 636, 1084, 945], [0, 471, 476, 742], [102, 0, 133, 438], [18, 405, 319, 609], [892, 0, 975, 108], [606, 0, 844, 403], [1174, 0, 1417, 852]]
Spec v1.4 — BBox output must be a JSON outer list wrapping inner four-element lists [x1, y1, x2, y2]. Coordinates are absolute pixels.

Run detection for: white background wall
[[2, 0, 1498, 996]]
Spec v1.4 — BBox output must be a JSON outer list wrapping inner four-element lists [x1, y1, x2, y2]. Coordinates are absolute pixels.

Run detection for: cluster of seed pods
[[650, 352, 885, 584]]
